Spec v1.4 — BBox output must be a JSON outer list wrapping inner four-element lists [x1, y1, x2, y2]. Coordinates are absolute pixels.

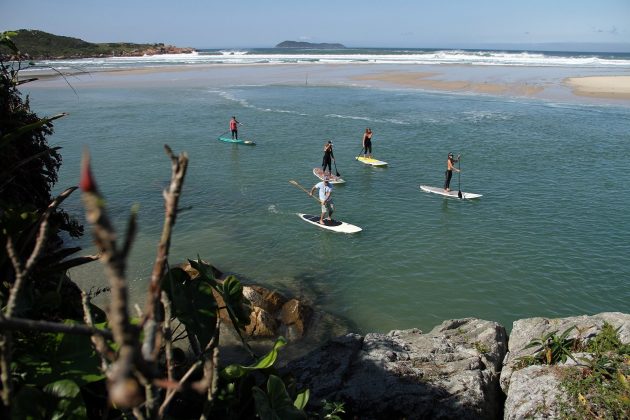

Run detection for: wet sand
[[565, 76, 630, 100], [353, 71, 544, 97]]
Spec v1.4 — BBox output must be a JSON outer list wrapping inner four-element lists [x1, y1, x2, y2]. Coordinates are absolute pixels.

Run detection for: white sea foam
[[217, 91, 307, 116], [24, 49, 630, 72], [325, 114, 409, 125]]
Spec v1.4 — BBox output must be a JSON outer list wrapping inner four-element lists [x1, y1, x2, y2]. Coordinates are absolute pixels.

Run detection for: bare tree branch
[[82, 291, 113, 370], [81, 151, 143, 408], [142, 146, 188, 361], [5, 186, 77, 317]]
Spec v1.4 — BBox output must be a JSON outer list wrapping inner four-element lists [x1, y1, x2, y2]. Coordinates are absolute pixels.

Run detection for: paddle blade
[[458, 190, 463, 199]]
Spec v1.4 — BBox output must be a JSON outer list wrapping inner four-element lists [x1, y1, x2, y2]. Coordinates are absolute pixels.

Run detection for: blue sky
[[1, 0, 629, 50]]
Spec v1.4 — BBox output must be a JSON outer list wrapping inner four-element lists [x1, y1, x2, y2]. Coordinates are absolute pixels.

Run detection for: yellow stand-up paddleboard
[[356, 156, 388, 167]]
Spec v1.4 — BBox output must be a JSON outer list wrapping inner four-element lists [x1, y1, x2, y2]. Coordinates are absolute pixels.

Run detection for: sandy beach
[[565, 75, 630, 99]]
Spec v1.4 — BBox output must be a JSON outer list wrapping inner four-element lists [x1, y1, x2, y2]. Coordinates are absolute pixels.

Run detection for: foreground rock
[[284, 318, 507, 419], [501, 312, 630, 419]]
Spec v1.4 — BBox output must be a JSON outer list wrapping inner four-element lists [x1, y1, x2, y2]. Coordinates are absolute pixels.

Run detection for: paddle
[[289, 180, 323, 204], [333, 159, 341, 177], [457, 154, 463, 199], [356, 145, 365, 160]]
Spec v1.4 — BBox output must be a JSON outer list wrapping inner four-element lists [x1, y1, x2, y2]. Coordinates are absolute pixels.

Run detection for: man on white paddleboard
[[309, 176, 334, 224]]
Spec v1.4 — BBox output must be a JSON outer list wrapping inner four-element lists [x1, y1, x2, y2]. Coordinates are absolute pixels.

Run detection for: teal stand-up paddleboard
[[218, 136, 256, 146]]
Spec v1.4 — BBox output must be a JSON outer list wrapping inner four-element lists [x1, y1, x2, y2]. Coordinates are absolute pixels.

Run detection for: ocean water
[[22, 51, 630, 336]]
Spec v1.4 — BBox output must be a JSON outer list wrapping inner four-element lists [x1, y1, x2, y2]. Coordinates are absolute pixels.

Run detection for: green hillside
[[1, 29, 193, 59]]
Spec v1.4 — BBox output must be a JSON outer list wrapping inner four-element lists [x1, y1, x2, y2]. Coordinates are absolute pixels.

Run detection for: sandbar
[[565, 76, 630, 100], [353, 71, 544, 97], [24, 62, 630, 104]]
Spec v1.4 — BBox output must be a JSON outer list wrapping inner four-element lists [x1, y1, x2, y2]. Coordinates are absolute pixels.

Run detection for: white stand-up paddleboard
[[313, 168, 345, 184], [419, 185, 483, 200], [297, 213, 362, 233], [356, 156, 388, 167]]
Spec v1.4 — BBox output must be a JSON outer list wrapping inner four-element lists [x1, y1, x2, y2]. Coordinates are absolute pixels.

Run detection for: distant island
[[275, 40, 346, 49], [0, 29, 195, 60]]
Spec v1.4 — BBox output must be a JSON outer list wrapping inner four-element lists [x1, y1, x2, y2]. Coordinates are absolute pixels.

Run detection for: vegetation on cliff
[[0, 29, 194, 59]]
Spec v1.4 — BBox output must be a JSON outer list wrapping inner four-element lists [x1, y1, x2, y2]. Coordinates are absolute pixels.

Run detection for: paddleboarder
[[444, 152, 461, 192], [309, 176, 334, 224], [229, 116, 241, 140], [362, 128, 373, 158], [321, 140, 335, 176]]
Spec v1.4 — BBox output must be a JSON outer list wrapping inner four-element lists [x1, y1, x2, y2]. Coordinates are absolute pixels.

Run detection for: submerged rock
[[180, 261, 313, 340]]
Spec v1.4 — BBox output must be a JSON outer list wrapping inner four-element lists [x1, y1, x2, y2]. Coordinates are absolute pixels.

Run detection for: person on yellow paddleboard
[[309, 176, 334, 225], [444, 152, 461, 192], [362, 128, 373, 158]]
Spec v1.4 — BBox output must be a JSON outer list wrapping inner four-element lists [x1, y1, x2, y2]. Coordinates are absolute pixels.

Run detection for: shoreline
[[24, 62, 630, 104]]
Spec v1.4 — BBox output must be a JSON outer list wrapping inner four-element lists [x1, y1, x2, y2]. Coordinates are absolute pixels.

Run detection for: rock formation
[[284, 318, 508, 419]]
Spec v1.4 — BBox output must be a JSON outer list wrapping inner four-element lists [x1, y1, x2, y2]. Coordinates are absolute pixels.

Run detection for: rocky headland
[[275, 312, 629, 419], [221, 274, 629, 420], [1, 29, 195, 60], [275, 40, 346, 49]]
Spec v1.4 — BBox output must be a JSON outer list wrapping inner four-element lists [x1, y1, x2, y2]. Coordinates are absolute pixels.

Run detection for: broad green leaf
[[221, 337, 287, 380], [265, 375, 307, 420], [43, 379, 80, 399], [44, 379, 87, 419], [294, 389, 310, 410], [252, 386, 274, 420], [13, 322, 105, 386], [188, 257, 218, 287], [217, 275, 251, 328], [162, 266, 218, 349]]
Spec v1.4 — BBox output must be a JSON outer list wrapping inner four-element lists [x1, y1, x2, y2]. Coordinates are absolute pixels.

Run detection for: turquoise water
[[25, 71, 630, 334]]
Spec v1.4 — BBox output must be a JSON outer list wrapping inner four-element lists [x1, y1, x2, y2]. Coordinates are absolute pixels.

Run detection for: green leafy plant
[[522, 326, 578, 365], [321, 399, 346, 419], [559, 324, 630, 419], [473, 341, 490, 354], [586, 322, 626, 354], [252, 375, 308, 420]]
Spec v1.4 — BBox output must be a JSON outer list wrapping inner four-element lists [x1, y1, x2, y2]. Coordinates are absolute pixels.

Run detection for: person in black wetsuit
[[322, 140, 335, 176], [444, 152, 460, 192], [362, 128, 373, 158]]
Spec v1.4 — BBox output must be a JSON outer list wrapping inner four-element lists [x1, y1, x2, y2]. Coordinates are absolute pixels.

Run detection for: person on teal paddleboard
[[229, 116, 241, 139], [309, 176, 334, 224], [362, 128, 373, 158], [444, 152, 461, 192], [321, 140, 335, 176]]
